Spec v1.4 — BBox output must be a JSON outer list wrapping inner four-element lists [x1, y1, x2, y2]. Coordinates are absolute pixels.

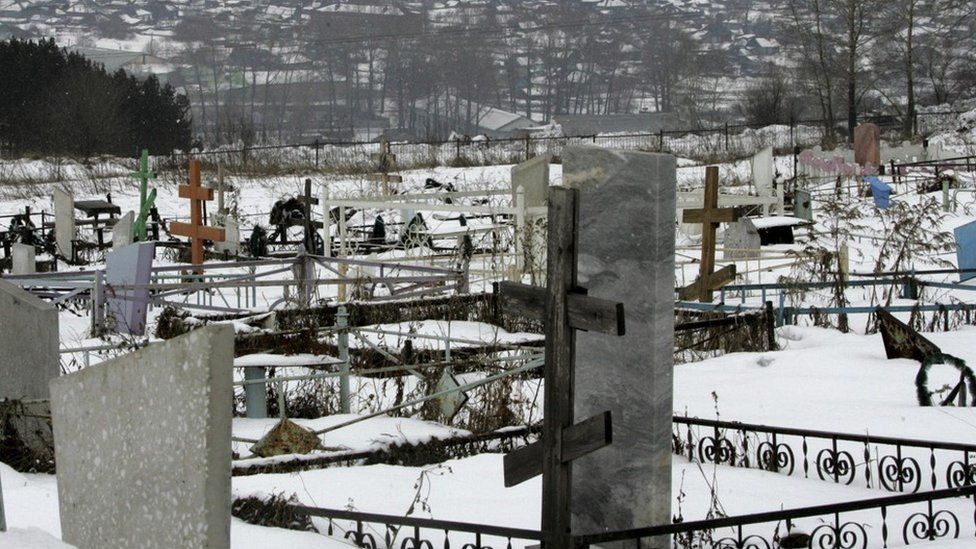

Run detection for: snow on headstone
[[11, 243, 35, 274], [751, 146, 774, 194], [723, 218, 761, 259], [50, 325, 233, 549], [113, 211, 135, 248], [53, 188, 75, 259], [105, 242, 155, 335], [511, 154, 550, 210], [562, 146, 674, 535]]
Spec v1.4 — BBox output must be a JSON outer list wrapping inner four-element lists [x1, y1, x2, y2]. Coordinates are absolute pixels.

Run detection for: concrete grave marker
[[11, 243, 35, 275], [50, 325, 233, 549], [0, 280, 59, 400], [751, 146, 775, 194], [562, 146, 674, 536], [511, 154, 551, 210], [112, 211, 135, 248], [53, 188, 75, 260], [213, 217, 240, 255], [723, 218, 762, 259], [0, 279, 59, 461], [854, 123, 881, 171], [105, 242, 155, 335]]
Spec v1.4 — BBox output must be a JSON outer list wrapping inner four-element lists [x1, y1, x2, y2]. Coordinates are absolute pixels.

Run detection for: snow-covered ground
[[4, 119, 976, 547]]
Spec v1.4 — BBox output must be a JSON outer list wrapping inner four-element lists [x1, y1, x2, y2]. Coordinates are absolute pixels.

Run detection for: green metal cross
[[130, 149, 157, 241]]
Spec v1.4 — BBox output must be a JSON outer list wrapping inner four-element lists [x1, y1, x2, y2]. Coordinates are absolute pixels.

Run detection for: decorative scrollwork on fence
[[757, 441, 795, 475], [809, 521, 868, 549], [345, 529, 379, 549], [816, 448, 856, 485], [699, 435, 736, 465], [946, 459, 976, 488], [879, 455, 922, 493], [902, 508, 960, 544], [713, 533, 773, 549], [400, 536, 435, 549]]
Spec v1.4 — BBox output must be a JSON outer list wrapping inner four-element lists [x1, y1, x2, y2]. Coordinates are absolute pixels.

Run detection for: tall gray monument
[[50, 325, 234, 549], [53, 188, 75, 259], [561, 146, 674, 535]]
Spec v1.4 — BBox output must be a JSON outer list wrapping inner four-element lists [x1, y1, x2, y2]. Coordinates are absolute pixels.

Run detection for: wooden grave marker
[[367, 136, 403, 195], [679, 166, 738, 302], [497, 185, 626, 548], [170, 160, 225, 273]]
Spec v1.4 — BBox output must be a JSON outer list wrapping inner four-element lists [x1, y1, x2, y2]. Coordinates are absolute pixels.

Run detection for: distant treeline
[[0, 38, 191, 157]]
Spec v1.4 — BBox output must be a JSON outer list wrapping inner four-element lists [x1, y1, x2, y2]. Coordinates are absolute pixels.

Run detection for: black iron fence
[[674, 416, 976, 495], [576, 485, 976, 548], [280, 485, 976, 549]]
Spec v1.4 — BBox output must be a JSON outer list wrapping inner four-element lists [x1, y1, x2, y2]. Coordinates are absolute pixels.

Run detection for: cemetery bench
[[234, 353, 345, 419]]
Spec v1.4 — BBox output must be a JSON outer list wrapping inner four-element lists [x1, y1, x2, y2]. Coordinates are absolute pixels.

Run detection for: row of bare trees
[[153, 1, 975, 145]]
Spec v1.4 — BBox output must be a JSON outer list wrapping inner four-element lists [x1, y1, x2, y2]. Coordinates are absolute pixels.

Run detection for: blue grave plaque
[[954, 220, 976, 282]]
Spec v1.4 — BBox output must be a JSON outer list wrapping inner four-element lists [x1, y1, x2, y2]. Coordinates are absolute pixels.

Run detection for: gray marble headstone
[[50, 325, 234, 549], [53, 188, 75, 259], [213, 217, 239, 254], [511, 154, 551, 210], [113, 211, 135, 248], [723, 218, 762, 259], [11, 243, 36, 275], [751, 146, 774, 194], [561, 146, 674, 535], [105, 242, 155, 335], [0, 279, 59, 400]]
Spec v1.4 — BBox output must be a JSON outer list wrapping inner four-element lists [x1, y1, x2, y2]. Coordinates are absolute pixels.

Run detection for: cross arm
[[496, 281, 625, 336], [682, 208, 738, 224], [677, 264, 736, 301], [503, 411, 612, 487]]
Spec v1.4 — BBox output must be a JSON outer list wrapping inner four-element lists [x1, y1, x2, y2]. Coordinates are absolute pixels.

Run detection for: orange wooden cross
[[170, 159, 225, 273], [679, 166, 738, 302]]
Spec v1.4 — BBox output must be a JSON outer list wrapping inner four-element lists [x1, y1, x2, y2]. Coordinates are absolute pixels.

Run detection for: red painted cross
[[170, 159, 225, 273]]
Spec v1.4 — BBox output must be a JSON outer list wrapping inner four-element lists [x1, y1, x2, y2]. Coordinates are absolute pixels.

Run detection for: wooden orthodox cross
[[679, 166, 738, 302], [170, 159, 225, 273], [367, 136, 403, 195], [497, 185, 626, 549]]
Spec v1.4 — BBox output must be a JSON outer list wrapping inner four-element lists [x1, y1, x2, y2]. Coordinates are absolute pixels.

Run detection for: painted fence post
[[91, 269, 104, 335], [515, 185, 526, 278], [338, 306, 351, 414], [321, 183, 332, 257]]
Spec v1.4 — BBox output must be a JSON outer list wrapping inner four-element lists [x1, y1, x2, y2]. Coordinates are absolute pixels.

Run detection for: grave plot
[[4, 117, 976, 549]]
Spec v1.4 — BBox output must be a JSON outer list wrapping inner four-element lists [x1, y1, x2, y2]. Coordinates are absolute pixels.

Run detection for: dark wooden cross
[[679, 166, 738, 302], [496, 186, 626, 549], [170, 159, 226, 273], [367, 136, 403, 195]]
